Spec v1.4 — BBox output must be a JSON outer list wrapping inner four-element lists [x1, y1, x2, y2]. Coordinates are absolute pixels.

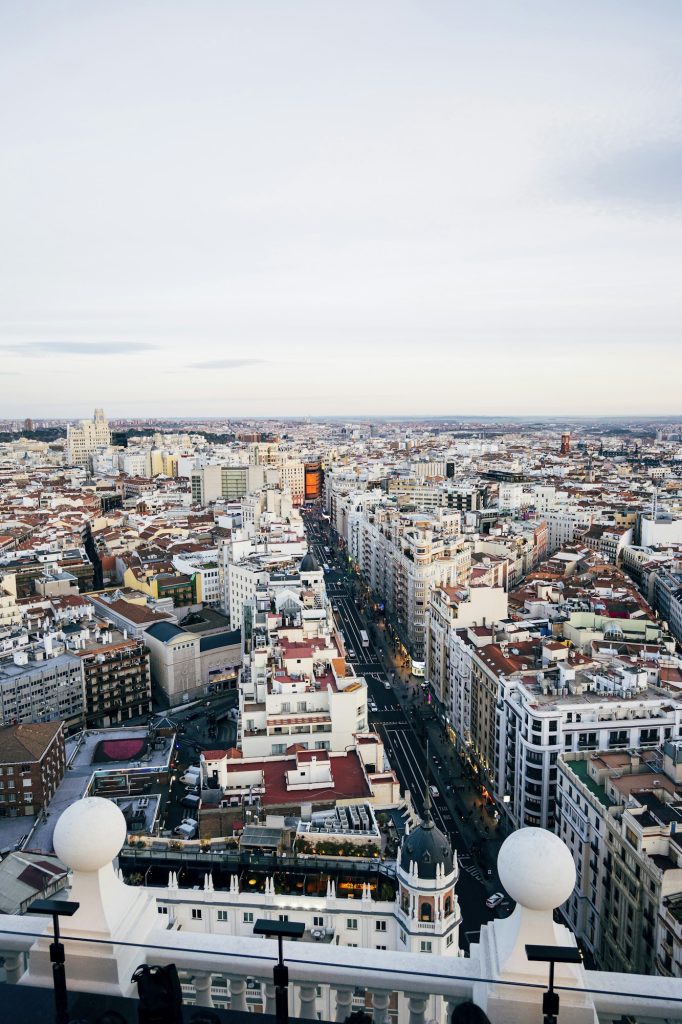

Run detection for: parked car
[[486, 892, 505, 909]]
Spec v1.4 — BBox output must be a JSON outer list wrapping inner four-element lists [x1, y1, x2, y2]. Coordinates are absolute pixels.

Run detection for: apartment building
[[0, 720, 66, 818], [239, 557, 367, 758], [191, 465, 222, 505], [557, 742, 682, 977], [497, 661, 682, 833], [0, 648, 84, 728], [65, 408, 111, 467], [424, 584, 508, 709], [346, 506, 470, 659], [278, 459, 305, 504], [0, 572, 21, 629], [74, 633, 152, 728], [653, 569, 682, 647]]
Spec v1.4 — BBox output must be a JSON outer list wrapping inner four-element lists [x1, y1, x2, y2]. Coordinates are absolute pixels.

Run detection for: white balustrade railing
[[2, 921, 682, 1023]]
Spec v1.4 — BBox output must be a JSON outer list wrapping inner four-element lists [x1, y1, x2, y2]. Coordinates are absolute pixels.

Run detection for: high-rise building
[[66, 408, 111, 467]]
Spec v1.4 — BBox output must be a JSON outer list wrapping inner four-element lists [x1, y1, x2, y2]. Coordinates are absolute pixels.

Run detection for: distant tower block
[[23, 418, 34, 431], [560, 432, 571, 456]]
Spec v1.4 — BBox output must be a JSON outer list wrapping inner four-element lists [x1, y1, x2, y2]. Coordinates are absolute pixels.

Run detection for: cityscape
[[1, 3, 681, 1024], [1, 412, 682, 1022]]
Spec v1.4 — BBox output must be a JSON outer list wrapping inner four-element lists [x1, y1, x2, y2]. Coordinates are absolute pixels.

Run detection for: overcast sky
[[1, 1, 680, 418]]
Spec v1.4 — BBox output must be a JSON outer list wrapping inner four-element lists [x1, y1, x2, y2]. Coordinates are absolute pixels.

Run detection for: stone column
[[335, 984, 354, 1022], [264, 981, 277, 1016], [298, 981, 317, 1020], [2, 952, 25, 984], [193, 972, 213, 1007], [407, 991, 428, 1024], [228, 975, 248, 1012], [369, 988, 391, 1024]]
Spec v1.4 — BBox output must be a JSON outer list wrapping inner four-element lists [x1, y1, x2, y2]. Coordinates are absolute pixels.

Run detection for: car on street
[[429, 785, 439, 798], [348, 648, 356, 659], [485, 892, 505, 909]]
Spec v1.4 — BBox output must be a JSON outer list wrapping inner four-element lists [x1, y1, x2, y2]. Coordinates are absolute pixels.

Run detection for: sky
[[0, 0, 680, 419]]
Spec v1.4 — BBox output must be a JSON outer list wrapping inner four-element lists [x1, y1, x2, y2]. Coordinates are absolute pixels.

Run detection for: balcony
[[1, 799, 682, 1024]]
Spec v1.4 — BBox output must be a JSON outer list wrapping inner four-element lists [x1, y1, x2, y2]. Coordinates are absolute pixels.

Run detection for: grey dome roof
[[300, 550, 320, 572], [400, 819, 453, 880]]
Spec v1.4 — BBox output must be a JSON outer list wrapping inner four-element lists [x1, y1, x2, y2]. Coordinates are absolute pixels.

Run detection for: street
[[302, 504, 512, 944], [152, 691, 238, 834]]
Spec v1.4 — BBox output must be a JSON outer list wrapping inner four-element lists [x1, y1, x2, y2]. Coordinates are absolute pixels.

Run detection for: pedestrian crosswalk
[[459, 857, 484, 882]]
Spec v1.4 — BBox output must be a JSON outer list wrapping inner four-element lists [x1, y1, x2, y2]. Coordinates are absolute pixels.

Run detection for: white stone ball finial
[[53, 796, 127, 872], [497, 827, 575, 912]]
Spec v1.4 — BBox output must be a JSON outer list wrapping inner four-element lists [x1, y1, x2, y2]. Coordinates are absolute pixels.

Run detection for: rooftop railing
[[2, 921, 682, 1024]]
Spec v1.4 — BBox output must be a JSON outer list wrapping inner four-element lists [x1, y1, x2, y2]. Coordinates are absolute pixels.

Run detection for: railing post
[[194, 971, 213, 1007], [228, 974, 248, 1012], [298, 981, 317, 1020], [335, 984, 354, 1022], [264, 981, 277, 1016], [406, 991, 429, 1024], [369, 988, 391, 1024], [2, 952, 25, 984]]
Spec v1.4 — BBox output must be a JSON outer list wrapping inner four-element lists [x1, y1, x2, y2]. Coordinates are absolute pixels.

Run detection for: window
[[191, 908, 202, 920], [420, 941, 432, 953], [157, 906, 168, 915], [376, 945, 386, 950], [313, 916, 323, 927], [347, 919, 357, 930], [218, 911, 228, 922], [399, 930, 406, 944], [278, 914, 289, 923], [243, 912, 254, 923], [375, 920, 386, 931], [447, 934, 454, 946]]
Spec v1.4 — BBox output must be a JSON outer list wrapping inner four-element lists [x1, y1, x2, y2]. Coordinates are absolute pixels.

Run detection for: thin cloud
[[186, 358, 267, 369], [0, 341, 156, 355], [563, 136, 682, 210]]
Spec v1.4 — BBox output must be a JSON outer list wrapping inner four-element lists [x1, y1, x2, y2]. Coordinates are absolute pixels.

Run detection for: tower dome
[[400, 819, 454, 879], [300, 550, 320, 573], [399, 789, 454, 880]]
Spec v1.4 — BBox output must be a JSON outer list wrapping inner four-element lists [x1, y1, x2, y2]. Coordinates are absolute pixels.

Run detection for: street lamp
[[254, 918, 305, 1024]]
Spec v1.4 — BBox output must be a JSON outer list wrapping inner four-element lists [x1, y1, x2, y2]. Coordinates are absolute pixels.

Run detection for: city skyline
[[1, 0, 681, 416]]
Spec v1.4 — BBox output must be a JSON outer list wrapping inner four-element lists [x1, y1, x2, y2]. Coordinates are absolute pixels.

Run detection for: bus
[[410, 659, 425, 677], [360, 630, 369, 648]]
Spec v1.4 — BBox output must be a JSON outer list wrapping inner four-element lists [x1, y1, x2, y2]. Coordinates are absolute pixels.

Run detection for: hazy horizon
[[1, 1, 680, 417]]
